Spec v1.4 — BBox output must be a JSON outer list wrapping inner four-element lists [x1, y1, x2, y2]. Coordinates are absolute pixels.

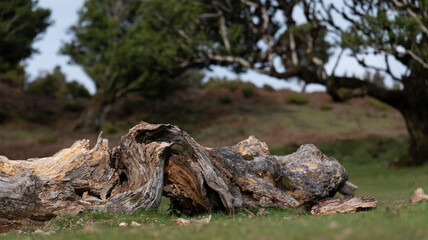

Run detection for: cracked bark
[[0, 122, 374, 231]]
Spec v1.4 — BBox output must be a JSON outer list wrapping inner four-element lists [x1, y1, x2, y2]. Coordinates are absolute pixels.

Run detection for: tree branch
[[218, 10, 231, 53]]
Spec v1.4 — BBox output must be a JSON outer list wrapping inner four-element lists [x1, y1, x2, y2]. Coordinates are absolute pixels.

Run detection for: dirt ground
[[0, 83, 407, 159]]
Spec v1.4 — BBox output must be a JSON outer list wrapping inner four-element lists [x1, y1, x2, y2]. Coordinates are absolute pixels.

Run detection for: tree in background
[[363, 70, 385, 89], [325, 0, 428, 166], [0, 65, 27, 89], [149, 0, 426, 166], [61, 0, 204, 131], [26, 65, 90, 100], [0, 0, 51, 73]]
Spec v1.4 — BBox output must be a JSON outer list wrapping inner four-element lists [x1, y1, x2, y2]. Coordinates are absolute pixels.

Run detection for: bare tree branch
[[404, 49, 428, 70], [330, 49, 344, 77], [392, 0, 428, 38], [218, 10, 231, 53]]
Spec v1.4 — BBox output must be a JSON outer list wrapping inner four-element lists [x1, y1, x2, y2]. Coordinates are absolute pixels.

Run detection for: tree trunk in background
[[397, 101, 428, 165], [74, 97, 112, 132], [0, 122, 373, 231], [391, 77, 428, 166], [406, 116, 428, 166]]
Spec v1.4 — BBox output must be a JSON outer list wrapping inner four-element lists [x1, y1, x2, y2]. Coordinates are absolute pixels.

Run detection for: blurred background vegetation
[[0, 0, 426, 166]]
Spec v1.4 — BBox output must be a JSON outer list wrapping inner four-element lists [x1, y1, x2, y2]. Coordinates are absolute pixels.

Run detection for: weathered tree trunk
[[399, 109, 428, 166], [393, 77, 428, 166], [73, 97, 112, 132], [0, 122, 373, 231], [0, 135, 118, 231]]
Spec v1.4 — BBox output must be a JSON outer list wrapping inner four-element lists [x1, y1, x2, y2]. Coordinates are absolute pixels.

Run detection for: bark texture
[[310, 196, 378, 215], [0, 121, 368, 230], [0, 135, 117, 231]]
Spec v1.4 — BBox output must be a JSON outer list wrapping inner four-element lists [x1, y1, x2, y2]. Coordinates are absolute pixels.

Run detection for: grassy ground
[[3, 136, 428, 240]]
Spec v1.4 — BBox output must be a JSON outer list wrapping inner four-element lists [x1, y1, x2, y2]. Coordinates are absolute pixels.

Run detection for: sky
[[25, 0, 406, 95]]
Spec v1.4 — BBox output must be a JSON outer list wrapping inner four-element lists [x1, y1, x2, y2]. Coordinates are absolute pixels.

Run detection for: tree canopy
[[148, 0, 427, 165], [62, 0, 427, 165], [0, 0, 51, 72], [61, 0, 205, 130], [26, 66, 90, 100]]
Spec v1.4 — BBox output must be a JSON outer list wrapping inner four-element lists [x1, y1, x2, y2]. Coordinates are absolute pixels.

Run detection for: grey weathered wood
[[310, 196, 378, 215], [0, 135, 117, 231], [0, 121, 361, 230], [277, 144, 349, 204], [338, 181, 358, 196]]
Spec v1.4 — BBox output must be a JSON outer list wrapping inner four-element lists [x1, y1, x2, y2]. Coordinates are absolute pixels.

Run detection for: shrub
[[263, 84, 275, 91], [26, 66, 91, 100], [0, 65, 26, 89], [320, 104, 333, 111], [241, 83, 255, 98], [204, 77, 240, 92], [336, 88, 353, 100], [219, 95, 232, 104], [66, 81, 91, 99], [0, 110, 11, 124], [286, 93, 308, 105]]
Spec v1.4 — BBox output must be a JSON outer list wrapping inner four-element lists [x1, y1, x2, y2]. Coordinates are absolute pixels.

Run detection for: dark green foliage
[[263, 84, 275, 92], [241, 82, 255, 98], [286, 93, 308, 105], [0, 0, 51, 72], [219, 95, 232, 104], [0, 65, 26, 88], [66, 81, 91, 99], [204, 78, 240, 92], [61, 0, 206, 130], [61, 0, 204, 98], [26, 66, 67, 98], [176, 69, 205, 89], [26, 66, 90, 100]]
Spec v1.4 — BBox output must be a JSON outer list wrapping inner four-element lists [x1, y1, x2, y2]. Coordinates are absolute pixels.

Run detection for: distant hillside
[[107, 85, 406, 147], [0, 83, 406, 159]]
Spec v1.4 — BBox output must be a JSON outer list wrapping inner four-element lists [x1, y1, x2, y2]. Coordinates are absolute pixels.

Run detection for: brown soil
[[0, 84, 407, 159]]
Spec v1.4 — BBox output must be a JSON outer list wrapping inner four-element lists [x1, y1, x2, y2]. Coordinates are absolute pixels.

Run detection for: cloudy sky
[[25, 0, 406, 94]]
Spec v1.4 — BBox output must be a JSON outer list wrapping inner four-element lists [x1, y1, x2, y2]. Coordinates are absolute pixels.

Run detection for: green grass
[[286, 93, 308, 105], [183, 102, 401, 147], [3, 136, 428, 239], [370, 98, 391, 111]]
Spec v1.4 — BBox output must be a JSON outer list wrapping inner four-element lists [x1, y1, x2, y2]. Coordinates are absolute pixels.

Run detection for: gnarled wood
[[310, 196, 378, 215], [0, 121, 366, 230], [0, 134, 118, 230]]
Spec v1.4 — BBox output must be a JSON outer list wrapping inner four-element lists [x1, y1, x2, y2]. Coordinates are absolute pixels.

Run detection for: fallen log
[[0, 135, 118, 231], [310, 196, 378, 215], [0, 121, 363, 229]]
